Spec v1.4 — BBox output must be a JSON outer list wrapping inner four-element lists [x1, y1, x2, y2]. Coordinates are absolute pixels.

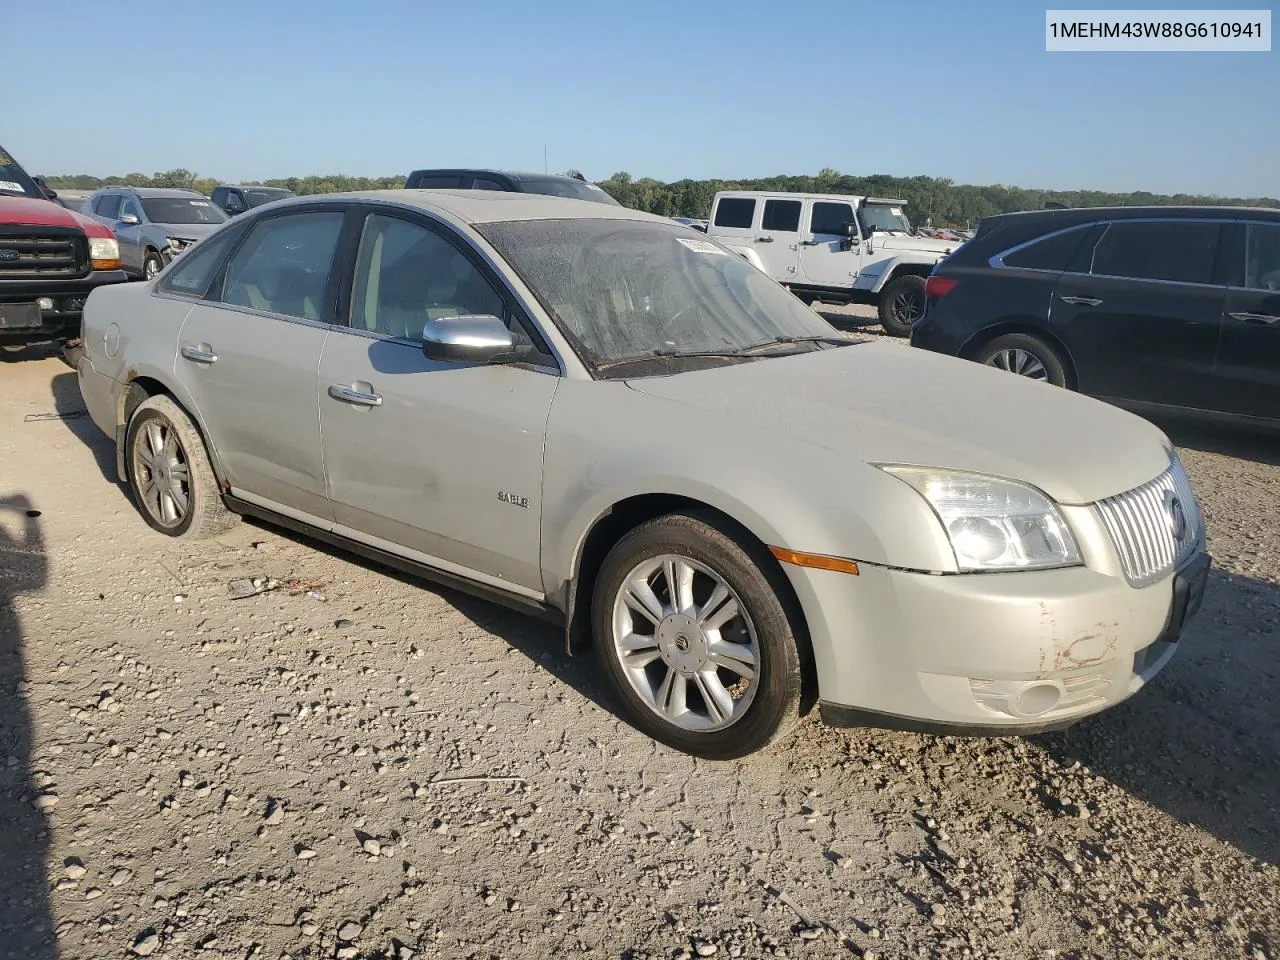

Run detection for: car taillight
[[925, 276, 958, 299]]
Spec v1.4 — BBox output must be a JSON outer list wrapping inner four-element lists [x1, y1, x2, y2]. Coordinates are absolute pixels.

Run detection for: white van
[[705, 191, 958, 336]]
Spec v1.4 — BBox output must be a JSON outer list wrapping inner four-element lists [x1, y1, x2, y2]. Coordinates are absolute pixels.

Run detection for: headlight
[[88, 236, 121, 270], [879, 465, 1081, 572], [168, 237, 189, 253]]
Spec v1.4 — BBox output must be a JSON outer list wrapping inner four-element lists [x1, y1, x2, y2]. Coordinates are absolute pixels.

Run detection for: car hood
[[154, 222, 221, 241], [874, 233, 956, 256], [0, 195, 96, 230], [623, 343, 1171, 505]]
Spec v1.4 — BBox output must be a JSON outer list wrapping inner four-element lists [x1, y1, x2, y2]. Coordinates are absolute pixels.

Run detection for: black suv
[[403, 169, 620, 206], [211, 184, 296, 216], [912, 206, 1280, 426]]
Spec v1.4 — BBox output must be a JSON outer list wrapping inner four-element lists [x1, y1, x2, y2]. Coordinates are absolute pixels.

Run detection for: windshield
[[141, 197, 230, 225], [0, 147, 43, 199], [520, 178, 622, 206], [246, 188, 294, 207], [477, 219, 837, 374], [861, 203, 911, 233]]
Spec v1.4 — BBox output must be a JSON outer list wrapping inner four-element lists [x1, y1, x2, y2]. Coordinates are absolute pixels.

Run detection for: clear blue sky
[[5, 0, 1276, 196]]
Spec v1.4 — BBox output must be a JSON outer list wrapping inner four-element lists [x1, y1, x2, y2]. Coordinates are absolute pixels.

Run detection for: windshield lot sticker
[[0, 181, 25, 193], [676, 237, 728, 255]]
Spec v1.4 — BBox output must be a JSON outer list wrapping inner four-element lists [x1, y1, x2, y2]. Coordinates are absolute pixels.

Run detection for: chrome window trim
[[989, 216, 1240, 287]]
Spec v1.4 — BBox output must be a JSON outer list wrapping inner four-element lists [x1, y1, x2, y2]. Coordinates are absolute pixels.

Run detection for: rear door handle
[[1228, 311, 1280, 325], [755, 236, 774, 243], [1059, 296, 1103, 307], [328, 384, 383, 407], [180, 344, 217, 364], [800, 239, 821, 246]]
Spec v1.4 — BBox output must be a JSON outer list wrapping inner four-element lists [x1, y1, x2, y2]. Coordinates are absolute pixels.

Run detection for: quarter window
[[157, 229, 239, 298], [810, 202, 855, 237], [472, 177, 507, 191], [1244, 223, 1280, 291], [218, 212, 344, 321], [120, 197, 143, 222], [762, 199, 802, 233], [1091, 221, 1220, 285], [1001, 225, 1094, 271], [713, 197, 756, 229]]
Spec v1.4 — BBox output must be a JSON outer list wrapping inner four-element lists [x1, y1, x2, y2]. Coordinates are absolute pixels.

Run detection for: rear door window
[[217, 211, 345, 321], [95, 194, 122, 220], [713, 197, 756, 229], [1244, 223, 1280, 291], [408, 174, 464, 188], [762, 199, 802, 233], [157, 228, 240, 298], [1091, 221, 1221, 285]]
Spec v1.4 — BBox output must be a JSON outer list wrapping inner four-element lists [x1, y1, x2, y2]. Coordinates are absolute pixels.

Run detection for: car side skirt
[[222, 494, 565, 626]]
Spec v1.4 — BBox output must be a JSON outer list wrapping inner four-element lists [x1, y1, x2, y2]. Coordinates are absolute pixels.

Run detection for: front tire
[[591, 511, 805, 759], [975, 333, 1069, 388], [125, 395, 238, 538], [143, 250, 164, 280], [877, 275, 926, 337]]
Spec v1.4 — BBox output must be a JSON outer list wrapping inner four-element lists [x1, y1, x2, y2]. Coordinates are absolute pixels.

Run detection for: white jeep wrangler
[[705, 191, 958, 336]]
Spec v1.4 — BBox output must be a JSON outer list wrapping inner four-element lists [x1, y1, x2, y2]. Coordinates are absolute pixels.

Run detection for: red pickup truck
[[1, 144, 128, 353]]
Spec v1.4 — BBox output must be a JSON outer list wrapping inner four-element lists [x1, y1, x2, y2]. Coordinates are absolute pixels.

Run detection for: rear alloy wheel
[[975, 333, 1069, 388], [125, 395, 238, 538], [592, 511, 805, 759], [143, 251, 164, 280], [877, 275, 926, 337]]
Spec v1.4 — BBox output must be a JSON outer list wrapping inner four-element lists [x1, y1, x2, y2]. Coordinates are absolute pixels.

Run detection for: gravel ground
[[0, 324, 1276, 960]]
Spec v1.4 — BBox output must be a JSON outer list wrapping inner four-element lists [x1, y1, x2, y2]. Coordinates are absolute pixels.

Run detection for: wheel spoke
[[159, 491, 179, 525], [162, 431, 180, 462], [655, 669, 688, 721], [144, 421, 165, 459], [618, 632, 661, 669], [623, 578, 665, 625], [702, 594, 740, 633], [708, 640, 756, 679], [696, 582, 730, 626], [168, 482, 189, 514], [665, 559, 696, 616], [695, 670, 735, 724], [169, 462, 190, 483]]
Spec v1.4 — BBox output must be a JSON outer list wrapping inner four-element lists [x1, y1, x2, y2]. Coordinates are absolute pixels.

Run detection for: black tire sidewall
[[878, 275, 925, 337], [590, 512, 803, 760], [125, 404, 197, 538], [977, 333, 1068, 388]]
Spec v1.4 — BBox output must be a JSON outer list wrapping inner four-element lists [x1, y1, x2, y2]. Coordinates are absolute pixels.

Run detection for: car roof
[[219, 184, 293, 191], [98, 187, 207, 199], [985, 205, 1280, 228], [313, 189, 664, 225], [713, 190, 908, 205], [407, 169, 586, 184]]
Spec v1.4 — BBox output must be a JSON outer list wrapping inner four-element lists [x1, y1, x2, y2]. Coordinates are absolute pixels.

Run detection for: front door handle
[[328, 384, 383, 407], [1228, 311, 1280, 325], [755, 236, 774, 243], [800, 239, 821, 246], [1060, 296, 1103, 307], [180, 344, 217, 364]]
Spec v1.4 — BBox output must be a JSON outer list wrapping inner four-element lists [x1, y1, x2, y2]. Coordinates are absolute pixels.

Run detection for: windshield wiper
[[733, 335, 848, 355], [595, 336, 849, 372]]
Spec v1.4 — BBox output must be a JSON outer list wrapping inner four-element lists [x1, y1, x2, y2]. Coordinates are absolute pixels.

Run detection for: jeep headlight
[[879, 466, 1081, 571]]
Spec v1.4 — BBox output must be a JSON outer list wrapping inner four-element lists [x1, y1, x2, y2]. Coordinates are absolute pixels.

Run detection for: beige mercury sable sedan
[[75, 190, 1210, 759]]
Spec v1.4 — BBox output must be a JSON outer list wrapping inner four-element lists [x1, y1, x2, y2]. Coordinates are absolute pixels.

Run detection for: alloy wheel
[[131, 417, 191, 528], [610, 554, 759, 731], [986, 348, 1048, 380]]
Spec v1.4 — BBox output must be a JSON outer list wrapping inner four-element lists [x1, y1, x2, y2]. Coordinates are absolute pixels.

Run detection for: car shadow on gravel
[[1146, 412, 1280, 468], [1035, 567, 1280, 867], [0, 493, 57, 958]]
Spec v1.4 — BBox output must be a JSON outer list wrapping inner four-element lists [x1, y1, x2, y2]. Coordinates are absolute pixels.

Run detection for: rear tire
[[974, 333, 1069, 388], [591, 511, 805, 760], [125, 395, 238, 539], [877, 275, 926, 337]]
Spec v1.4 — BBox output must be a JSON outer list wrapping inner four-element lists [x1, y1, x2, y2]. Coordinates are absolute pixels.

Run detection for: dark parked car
[[912, 206, 1280, 426], [403, 168, 620, 205], [211, 184, 296, 216]]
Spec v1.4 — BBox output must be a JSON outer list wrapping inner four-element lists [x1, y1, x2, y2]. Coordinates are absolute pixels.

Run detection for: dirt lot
[[1, 321, 1277, 960]]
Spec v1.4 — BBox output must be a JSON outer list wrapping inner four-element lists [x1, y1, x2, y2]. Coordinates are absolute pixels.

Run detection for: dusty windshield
[[0, 147, 42, 199], [141, 197, 230, 225], [861, 203, 911, 233], [478, 219, 839, 374]]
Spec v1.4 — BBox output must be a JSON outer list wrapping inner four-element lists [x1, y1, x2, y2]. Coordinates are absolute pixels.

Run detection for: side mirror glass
[[119, 213, 141, 225], [421, 314, 515, 363]]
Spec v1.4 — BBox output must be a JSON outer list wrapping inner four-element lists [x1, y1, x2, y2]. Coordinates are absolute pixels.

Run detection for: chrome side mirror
[[421, 314, 515, 363], [119, 214, 141, 225]]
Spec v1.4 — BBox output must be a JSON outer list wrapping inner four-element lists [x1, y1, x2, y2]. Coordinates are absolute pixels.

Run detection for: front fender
[[858, 255, 938, 294]]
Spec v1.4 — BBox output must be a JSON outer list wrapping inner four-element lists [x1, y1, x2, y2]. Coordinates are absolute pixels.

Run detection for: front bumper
[[789, 547, 1210, 735], [0, 269, 130, 344]]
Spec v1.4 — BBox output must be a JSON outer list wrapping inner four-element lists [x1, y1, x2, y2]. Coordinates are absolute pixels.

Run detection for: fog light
[[67, 297, 87, 311], [1012, 682, 1062, 717], [37, 297, 54, 311]]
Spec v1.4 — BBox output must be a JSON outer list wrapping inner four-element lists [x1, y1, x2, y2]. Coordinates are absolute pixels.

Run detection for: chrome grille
[[1094, 459, 1202, 587], [0, 229, 89, 279]]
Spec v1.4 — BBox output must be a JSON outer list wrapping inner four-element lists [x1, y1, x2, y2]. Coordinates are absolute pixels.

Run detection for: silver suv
[[83, 187, 229, 279]]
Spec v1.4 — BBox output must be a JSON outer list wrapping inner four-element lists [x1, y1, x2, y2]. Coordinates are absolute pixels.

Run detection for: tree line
[[41, 167, 1279, 228]]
